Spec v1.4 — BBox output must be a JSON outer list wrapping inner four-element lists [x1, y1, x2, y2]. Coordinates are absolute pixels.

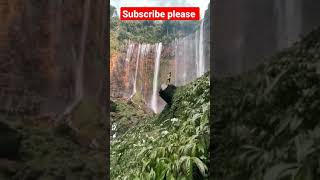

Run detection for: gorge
[[110, 11, 210, 113]]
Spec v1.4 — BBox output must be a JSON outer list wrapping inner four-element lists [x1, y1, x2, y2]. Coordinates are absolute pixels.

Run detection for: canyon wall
[[111, 5, 211, 113], [0, 0, 106, 115], [111, 13, 210, 112], [213, 0, 320, 77], [110, 41, 174, 112]]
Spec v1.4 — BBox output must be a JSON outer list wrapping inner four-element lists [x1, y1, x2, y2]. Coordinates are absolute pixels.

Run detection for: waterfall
[[285, 0, 302, 46], [130, 44, 141, 98], [111, 7, 210, 113], [183, 39, 187, 84], [195, 30, 200, 77], [175, 35, 194, 86], [174, 39, 178, 85], [198, 20, 205, 76], [173, 19, 208, 87], [125, 42, 134, 62], [112, 19, 208, 112], [124, 42, 134, 94], [151, 43, 162, 113], [275, 0, 302, 49], [112, 18, 209, 113]]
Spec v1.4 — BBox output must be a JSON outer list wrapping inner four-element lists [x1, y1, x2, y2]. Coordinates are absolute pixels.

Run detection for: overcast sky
[[110, 0, 210, 19]]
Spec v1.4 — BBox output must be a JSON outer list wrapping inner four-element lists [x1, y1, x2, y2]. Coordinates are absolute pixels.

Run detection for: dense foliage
[[110, 6, 201, 54], [213, 28, 320, 179], [0, 116, 105, 180], [111, 73, 210, 179], [110, 94, 153, 139]]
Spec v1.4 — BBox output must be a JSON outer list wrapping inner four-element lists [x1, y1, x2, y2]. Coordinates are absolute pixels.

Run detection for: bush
[[111, 73, 210, 179]]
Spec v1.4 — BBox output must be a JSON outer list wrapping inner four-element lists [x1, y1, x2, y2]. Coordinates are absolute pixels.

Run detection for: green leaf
[[294, 135, 315, 163], [263, 163, 298, 180], [192, 157, 208, 177]]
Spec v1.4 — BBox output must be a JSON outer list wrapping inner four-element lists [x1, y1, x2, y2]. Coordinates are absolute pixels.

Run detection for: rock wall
[[0, 0, 106, 115], [213, 0, 320, 77], [110, 5, 211, 113], [110, 41, 173, 111]]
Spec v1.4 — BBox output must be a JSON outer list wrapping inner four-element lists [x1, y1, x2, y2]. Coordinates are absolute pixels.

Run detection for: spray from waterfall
[[125, 42, 134, 62], [195, 30, 199, 76], [174, 39, 178, 86], [130, 44, 141, 98], [183, 39, 187, 84], [151, 43, 162, 113], [198, 20, 205, 76], [173, 19, 207, 87], [124, 42, 135, 93]]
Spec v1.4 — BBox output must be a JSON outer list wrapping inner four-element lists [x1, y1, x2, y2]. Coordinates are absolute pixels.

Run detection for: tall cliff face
[[0, 1, 108, 179], [111, 41, 173, 112], [213, 0, 320, 77], [110, 8, 211, 113], [0, 0, 106, 115]]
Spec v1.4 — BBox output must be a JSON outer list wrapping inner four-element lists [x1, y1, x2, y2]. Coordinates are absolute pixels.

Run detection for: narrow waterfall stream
[[124, 42, 134, 93], [151, 43, 162, 113], [198, 20, 205, 76], [195, 30, 200, 77], [125, 42, 134, 62], [130, 44, 141, 98]]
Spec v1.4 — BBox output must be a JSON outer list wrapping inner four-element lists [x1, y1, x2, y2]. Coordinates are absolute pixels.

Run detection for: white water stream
[[131, 44, 141, 98], [198, 20, 205, 76], [151, 43, 162, 113]]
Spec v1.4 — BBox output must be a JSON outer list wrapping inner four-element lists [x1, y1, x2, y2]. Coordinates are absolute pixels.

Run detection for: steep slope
[[213, 27, 320, 179], [110, 95, 154, 139], [111, 73, 210, 179]]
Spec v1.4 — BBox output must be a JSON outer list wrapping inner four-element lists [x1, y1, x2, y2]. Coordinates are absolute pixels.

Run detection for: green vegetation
[[110, 5, 200, 54], [70, 98, 105, 147], [111, 94, 153, 138], [111, 73, 209, 179], [0, 115, 106, 180], [0, 99, 106, 180], [110, 14, 120, 55], [213, 28, 320, 179], [16, 127, 105, 180]]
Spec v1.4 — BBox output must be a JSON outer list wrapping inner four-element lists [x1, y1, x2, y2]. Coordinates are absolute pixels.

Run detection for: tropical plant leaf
[[192, 157, 208, 177], [263, 163, 298, 180]]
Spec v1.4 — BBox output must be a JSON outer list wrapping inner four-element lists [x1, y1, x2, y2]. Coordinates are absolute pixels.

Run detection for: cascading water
[[198, 20, 205, 76], [182, 39, 187, 84], [174, 39, 178, 86], [195, 30, 200, 76], [124, 42, 135, 96], [111, 17, 209, 113], [174, 19, 208, 87], [275, 0, 302, 49], [151, 43, 162, 113], [130, 44, 141, 98], [125, 41, 134, 62]]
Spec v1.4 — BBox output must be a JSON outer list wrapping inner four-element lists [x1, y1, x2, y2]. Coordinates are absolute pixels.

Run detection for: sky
[[110, 0, 210, 19]]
